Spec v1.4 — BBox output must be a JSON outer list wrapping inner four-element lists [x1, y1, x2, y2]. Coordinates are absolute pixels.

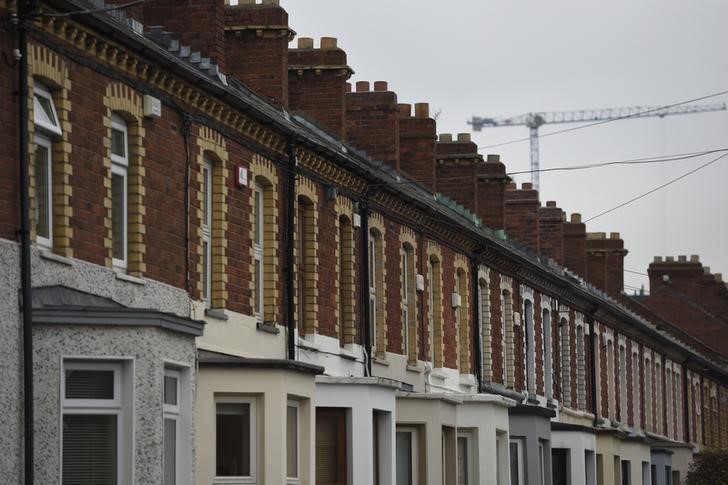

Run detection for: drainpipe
[[471, 253, 483, 393], [661, 354, 668, 436], [16, 2, 35, 483], [586, 313, 599, 427], [682, 360, 690, 443], [359, 201, 371, 375], [285, 136, 297, 360], [699, 374, 705, 446]]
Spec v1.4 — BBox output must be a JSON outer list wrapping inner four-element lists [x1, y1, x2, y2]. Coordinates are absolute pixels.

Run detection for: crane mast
[[468, 102, 727, 191]]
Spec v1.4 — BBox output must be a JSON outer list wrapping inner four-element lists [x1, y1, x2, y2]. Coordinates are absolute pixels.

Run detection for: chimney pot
[[522, 182, 533, 190], [486, 154, 500, 163], [261, 0, 280, 4], [414, 102, 430, 118], [506, 182, 517, 190], [715, 273, 723, 282], [320, 36, 338, 49], [666, 256, 674, 262], [678, 255, 687, 262], [546, 201, 557, 208], [654, 256, 663, 263], [570, 213, 582, 223], [457, 133, 471, 142], [355, 81, 370, 92], [297, 37, 314, 49], [439, 133, 453, 142], [690, 254, 700, 262], [345, 82, 352, 93], [398, 103, 412, 118], [373, 81, 388, 92], [609, 232, 620, 240], [587, 232, 606, 239], [703, 266, 711, 275]]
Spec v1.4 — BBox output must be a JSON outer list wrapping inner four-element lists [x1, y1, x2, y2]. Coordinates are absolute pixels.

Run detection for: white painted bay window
[[396, 427, 419, 485], [286, 401, 300, 485], [509, 438, 525, 485], [111, 113, 129, 271], [164, 367, 191, 485], [215, 397, 256, 484]]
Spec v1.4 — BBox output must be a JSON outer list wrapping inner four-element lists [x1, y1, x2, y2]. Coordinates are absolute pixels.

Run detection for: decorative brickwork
[[399, 227, 418, 365], [295, 176, 319, 335], [196, 126, 229, 308], [28, 43, 73, 258], [103, 83, 145, 274], [249, 154, 279, 324], [369, 212, 387, 358], [334, 196, 356, 344]]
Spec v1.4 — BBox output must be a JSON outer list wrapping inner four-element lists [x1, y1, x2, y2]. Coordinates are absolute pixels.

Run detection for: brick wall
[[399, 103, 437, 190], [345, 81, 400, 171], [289, 37, 352, 138]]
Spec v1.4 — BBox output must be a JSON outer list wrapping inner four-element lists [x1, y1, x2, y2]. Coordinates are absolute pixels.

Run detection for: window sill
[[205, 308, 229, 321], [297, 337, 320, 351], [39, 249, 73, 266], [406, 364, 422, 373], [114, 270, 145, 285], [338, 348, 358, 361], [373, 356, 390, 366], [256, 321, 279, 334]]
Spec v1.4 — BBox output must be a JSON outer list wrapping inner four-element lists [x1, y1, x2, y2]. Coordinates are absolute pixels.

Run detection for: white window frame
[[509, 438, 526, 485], [397, 427, 419, 485], [33, 82, 62, 136], [286, 400, 300, 485], [428, 260, 435, 367], [253, 182, 264, 322], [214, 396, 257, 485], [61, 360, 132, 485], [201, 160, 213, 306], [368, 232, 377, 353], [456, 430, 476, 485], [401, 247, 410, 355], [33, 133, 53, 249], [110, 113, 129, 271], [164, 368, 184, 485]]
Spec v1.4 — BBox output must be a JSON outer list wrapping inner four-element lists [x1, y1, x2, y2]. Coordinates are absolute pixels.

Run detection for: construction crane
[[468, 102, 727, 191]]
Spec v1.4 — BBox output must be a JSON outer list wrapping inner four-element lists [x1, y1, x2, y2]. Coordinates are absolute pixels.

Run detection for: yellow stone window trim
[[335, 196, 356, 344], [195, 126, 229, 309], [478, 267, 492, 381], [249, 154, 279, 324], [399, 228, 418, 365], [102, 82, 146, 275], [426, 241, 444, 368], [454, 254, 470, 373], [369, 212, 386, 359], [500, 275, 515, 387], [295, 176, 319, 336], [28, 44, 73, 258]]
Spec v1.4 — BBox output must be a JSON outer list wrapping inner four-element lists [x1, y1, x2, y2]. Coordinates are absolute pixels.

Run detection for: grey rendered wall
[[0, 239, 194, 484], [650, 450, 673, 485], [510, 413, 553, 485]]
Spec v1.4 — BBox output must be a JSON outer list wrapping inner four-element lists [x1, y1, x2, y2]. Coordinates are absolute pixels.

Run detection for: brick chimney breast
[[399, 101, 437, 190], [475, 154, 509, 231], [563, 213, 587, 278], [538, 201, 564, 265], [504, 183, 541, 253], [434, 131, 483, 213]]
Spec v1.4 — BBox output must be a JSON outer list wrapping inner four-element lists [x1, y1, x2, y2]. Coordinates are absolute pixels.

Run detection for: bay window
[[215, 397, 256, 484]]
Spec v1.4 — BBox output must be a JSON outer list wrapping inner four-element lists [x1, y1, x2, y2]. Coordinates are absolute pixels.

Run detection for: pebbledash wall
[[1, 1, 728, 485]]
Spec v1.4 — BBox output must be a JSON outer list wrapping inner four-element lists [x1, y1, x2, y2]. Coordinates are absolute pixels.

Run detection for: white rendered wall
[[457, 397, 513, 484], [552, 430, 597, 485]]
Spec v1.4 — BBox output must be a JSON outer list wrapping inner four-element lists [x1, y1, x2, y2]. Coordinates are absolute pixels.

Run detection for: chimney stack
[[144, 0, 226, 70], [434, 133, 483, 212], [288, 37, 353, 138], [345, 81, 400, 170], [538, 201, 565, 265], [563, 213, 587, 278], [224, 0, 294, 107], [475, 154, 509, 231], [605, 232, 627, 297], [504, 182, 541, 253], [398, 103, 437, 190]]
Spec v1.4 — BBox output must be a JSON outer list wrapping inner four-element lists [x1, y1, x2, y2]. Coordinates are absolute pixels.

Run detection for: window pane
[[202, 240, 209, 301], [111, 172, 125, 261], [63, 414, 117, 485], [457, 437, 468, 485], [111, 128, 126, 159], [65, 369, 114, 400], [510, 442, 520, 485], [216, 403, 251, 477], [316, 414, 341, 483], [35, 94, 58, 127], [34, 144, 50, 240], [164, 376, 178, 406], [254, 188, 261, 245], [396, 432, 413, 485], [254, 258, 262, 315], [287, 405, 298, 478], [164, 418, 176, 485]]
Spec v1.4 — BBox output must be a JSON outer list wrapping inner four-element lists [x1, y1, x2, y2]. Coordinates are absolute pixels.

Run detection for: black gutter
[[359, 201, 371, 375], [471, 254, 483, 393], [586, 313, 599, 427], [285, 137, 297, 360], [16, 2, 35, 484], [682, 359, 690, 443]]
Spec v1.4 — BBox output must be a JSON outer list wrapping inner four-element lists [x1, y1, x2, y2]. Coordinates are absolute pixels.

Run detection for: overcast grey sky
[[284, 0, 728, 293]]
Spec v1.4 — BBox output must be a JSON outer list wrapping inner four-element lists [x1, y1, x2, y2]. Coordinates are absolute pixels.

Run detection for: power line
[[584, 152, 728, 223], [477, 89, 728, 151]]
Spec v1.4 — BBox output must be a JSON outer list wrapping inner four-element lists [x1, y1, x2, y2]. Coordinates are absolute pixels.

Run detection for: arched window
[[456, 267, 470, 372], [401, 243, 416, 363], [619, 344, 627, 422], [607, 340, 615, 420], [479, 277, 491, 382], [632, 352, 641, 430], [296, 195, 315, 334], [577, 325, 586, 410], [337, 215, 354, 346], [369, 228, 385, 357], [252, 181, 264, 321], [542, 309, 552, 400], [427, 255, 443, 367], [110, 113, 129, 271], [502, 289, 514, 388], [560, 317, 571, 405], [524, 300, 535, 396], [645, 357, 653, 432]]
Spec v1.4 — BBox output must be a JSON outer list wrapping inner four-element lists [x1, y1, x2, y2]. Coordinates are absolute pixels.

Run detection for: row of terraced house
[[2, 0, 728, 484]]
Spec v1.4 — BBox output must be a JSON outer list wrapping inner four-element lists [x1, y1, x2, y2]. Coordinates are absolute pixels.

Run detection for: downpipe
[[285, 136, 297, 360]]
